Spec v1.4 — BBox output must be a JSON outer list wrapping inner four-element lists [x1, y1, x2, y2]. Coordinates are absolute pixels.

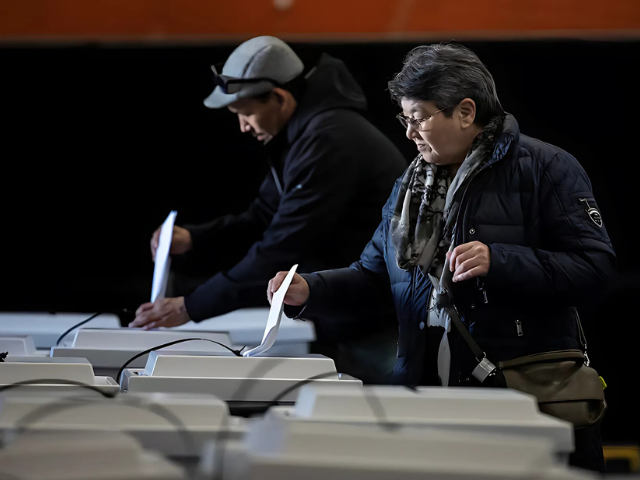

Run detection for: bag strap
[[439, 260, 593, 380], [437, 259, 498, 383], [574, 309, 591, 366]]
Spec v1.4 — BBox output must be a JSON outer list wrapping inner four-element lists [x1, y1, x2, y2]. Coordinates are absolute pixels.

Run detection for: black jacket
[[183, 54, 408, 321], [291, 115, 616, 385]]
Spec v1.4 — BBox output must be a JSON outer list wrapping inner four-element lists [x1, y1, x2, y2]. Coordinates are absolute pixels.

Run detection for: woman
[[268, 43, 615, 471]]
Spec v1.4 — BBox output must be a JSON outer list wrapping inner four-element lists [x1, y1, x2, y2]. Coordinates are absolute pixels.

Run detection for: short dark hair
[[253, 90, 274, 103], [388, 43, 504, 125]]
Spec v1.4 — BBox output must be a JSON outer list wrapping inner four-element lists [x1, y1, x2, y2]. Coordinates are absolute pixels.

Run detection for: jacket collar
[[484, 113, 519, 168]]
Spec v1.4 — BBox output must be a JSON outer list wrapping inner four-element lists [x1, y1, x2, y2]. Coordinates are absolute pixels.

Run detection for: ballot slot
[[120, 352, 362, 415], [0, 392, 246, 458], [266, 384, 575, 462], [198, 415, 593, 480], [175, 308, 316, 356]]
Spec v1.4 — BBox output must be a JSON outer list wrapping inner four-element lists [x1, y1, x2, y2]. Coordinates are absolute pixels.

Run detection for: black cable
[[209, 356, 287, 480], [8, 396, 197, 456], [0, 379, 116, 398], [202, 362, 423, 479], [268, 376, 419, 429], [227, 356, 288, 403], [210, 369, 348, 480], [55, 312, 104, 346], [116, 338, 245, 383], [268, 371, 340, 405], [205, 361, 421, 480], [360, 388, 400, 432]]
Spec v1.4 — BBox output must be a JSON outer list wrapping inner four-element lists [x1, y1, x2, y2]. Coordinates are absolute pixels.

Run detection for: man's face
[[228, 93, 285, 144], [400, 98, 471, 166]]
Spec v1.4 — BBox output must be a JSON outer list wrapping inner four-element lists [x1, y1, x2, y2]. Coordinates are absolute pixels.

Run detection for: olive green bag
[[438, 264, 606, 428], [497, 348, 607, 428]]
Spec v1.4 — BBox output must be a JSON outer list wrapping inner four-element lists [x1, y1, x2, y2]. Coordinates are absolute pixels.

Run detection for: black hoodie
[[183, 54, 407, 321]]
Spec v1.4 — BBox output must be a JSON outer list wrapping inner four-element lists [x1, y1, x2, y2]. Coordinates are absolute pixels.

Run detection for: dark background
[[1, 39, 638, 443]]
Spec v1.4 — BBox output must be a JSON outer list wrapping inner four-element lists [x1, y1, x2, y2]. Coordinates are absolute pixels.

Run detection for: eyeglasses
[[396, 106, 450, 131], [211, 65, 283, 95]]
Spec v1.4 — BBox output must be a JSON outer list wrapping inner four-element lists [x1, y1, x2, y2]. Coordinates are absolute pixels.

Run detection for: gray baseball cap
[[203, 36, 304, 109]]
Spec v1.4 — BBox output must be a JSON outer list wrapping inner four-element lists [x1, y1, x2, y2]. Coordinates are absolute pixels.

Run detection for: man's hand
[[447, 241, 491, 282], [150, 226, 193, 261], [128, 297, 190, 330], [267, 272, 310, 306]]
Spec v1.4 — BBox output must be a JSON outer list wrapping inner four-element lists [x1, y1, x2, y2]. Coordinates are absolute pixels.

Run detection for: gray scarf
[[390, 116, 504, 275]]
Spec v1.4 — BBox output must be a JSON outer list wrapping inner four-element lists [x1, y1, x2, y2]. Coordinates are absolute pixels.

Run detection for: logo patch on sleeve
[[579, 198, 603, 227]]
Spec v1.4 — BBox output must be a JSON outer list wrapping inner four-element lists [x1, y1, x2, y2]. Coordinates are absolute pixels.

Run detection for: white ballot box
[[0, 430, 186, 480], [176, 308, 315, 356], [0, 335, 46, 356], [266, 384, 575, 461], [0, 392, 246, 458], [121, 352, 361, 416], [0, 312, 121, 349], [0, 356, 119, 395], [197, 416, 594, 480], [51, 328, 235, 377]]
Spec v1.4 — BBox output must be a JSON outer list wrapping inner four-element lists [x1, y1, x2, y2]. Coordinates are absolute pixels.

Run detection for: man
[[269, 43, 615, 470], [130, 36, 407, 382]]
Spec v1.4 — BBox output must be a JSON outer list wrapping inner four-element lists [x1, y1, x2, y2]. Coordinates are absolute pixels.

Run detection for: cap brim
[[203, 86, 240, 109], [204, 81, 277, 109]]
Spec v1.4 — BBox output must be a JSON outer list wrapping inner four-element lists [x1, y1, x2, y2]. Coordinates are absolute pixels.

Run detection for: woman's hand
[[267, 272, 310, 306], [447, 241, 491, 282]]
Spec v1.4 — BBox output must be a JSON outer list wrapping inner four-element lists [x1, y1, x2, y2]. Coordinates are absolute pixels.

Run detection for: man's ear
[[458, 98, 477, 128], [272, 87, 289, 107], [273, 87, 298, 113]]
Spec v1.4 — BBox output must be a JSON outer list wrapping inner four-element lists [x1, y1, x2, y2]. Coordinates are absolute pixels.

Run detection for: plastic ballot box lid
[[0, 392, 246, 457], [121, 352, 362, 406], [66, 328, 233, 350], [0, 336, 39, 356], [0, 313, 121, 349], [0, 356, 118, 392], [51, 329, 235, 374], [141, 352, 338, 378], [266, 384, 574, 455], [199, 416, 594, 480], [0, 430, 187, 480]]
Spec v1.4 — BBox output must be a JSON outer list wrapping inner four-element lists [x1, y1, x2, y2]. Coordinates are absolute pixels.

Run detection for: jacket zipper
[[270, 164, 284, 196], [451, 144, 510, 311], [477, 278, 488, 304], [453, 174, 491, 306], [515, 319, 524, 337]]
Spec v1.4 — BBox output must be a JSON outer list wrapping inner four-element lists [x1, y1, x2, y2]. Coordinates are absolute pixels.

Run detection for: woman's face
[[400, 98, 476, 167]]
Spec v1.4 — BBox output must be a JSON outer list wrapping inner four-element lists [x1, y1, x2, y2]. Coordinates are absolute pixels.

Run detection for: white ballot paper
[[243, 264, 299, 357], [151, 210, 178, 302]]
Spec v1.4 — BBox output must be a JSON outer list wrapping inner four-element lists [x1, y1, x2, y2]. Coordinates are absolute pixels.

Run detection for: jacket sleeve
[[287, 219, 396, 342], [485, 151, 616, 304], [179, 176, 275, 273], [183, 128, 367, 321], [284, 180, 402, 342]]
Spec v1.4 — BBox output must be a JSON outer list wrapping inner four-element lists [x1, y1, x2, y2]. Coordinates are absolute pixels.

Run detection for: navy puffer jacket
[[290, 114, 616, 386]]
